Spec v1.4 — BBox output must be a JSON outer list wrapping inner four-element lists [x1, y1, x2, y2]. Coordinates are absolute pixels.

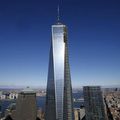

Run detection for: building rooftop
[[21, 87, 36, 94]]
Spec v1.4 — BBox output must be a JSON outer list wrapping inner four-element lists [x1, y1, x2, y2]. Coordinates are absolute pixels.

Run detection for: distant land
[[0, 84, 120, 90]]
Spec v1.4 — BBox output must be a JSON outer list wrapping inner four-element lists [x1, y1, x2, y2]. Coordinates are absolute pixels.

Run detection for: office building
[[83, 86, 106, 120], [15, 87, 37, 120], [45, 9, 74, 120]]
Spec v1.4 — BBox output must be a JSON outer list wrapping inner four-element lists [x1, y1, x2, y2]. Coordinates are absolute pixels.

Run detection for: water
[[0, 92, 84, 115], [73, 92, 84, 108], [73, 92, 83, 98], [36, 96, 46, 110]]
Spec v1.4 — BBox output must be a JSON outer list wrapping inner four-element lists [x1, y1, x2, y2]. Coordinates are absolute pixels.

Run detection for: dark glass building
[[83, 86, 106, 120], [45, 21, 74, 120]]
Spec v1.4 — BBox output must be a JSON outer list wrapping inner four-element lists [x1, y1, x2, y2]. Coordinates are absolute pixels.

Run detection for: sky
[[0, 0, 120, 88]]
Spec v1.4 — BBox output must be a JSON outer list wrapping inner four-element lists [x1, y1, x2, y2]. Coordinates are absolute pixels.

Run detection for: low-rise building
[[105, 91, 120, 120], [74, 107, 85, 120]]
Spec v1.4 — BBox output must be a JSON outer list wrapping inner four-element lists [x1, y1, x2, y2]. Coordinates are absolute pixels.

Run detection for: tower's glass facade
[[45, 23, 74, 120]]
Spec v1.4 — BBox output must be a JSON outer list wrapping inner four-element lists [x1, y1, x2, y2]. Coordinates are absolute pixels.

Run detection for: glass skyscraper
[[45, 21, 74, 120], [83, 86, 106, 120]]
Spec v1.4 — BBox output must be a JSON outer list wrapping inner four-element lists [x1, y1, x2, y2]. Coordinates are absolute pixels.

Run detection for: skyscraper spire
[[57, 5, 60, 22], [45, 4, 74, 119]]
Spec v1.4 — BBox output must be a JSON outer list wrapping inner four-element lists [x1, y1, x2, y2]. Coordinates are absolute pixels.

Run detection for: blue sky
[[0, 0, 120, 88]]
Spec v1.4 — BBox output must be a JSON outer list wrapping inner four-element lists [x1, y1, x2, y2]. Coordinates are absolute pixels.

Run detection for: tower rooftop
[[21, 86, 36, 94]]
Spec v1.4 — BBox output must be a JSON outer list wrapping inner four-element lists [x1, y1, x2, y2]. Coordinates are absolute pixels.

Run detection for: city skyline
[[0, 0, 120, 88]]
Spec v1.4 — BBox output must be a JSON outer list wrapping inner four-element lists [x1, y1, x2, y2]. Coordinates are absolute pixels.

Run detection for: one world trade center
[[45, 8, 74, 120]]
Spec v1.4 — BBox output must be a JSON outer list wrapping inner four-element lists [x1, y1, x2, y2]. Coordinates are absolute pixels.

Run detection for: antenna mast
[[57, 5, 60, 22]]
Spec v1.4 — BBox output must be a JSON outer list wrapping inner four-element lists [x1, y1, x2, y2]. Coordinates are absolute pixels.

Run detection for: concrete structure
[[105, 91, 120, 120], [5, 103, 16, 119], [9, 93, 18, 100], [37, 108, 45, 120], [15, 87, 37, 120], [0, 95, 6, 100], [74, 108, 85, 120]]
